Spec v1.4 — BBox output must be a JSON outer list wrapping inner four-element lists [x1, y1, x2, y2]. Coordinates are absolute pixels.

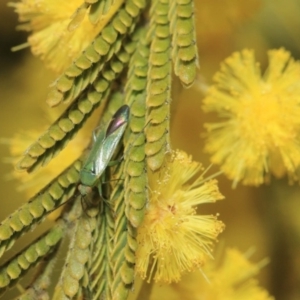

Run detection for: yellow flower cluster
[[203, 248, 273, 300], [203, 48, 300, 186], [161, 248, 274, 300], [136, 150, 224, 283], [10, 0, 119, 73]]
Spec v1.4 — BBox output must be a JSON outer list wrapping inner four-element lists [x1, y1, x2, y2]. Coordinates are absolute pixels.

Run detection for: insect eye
[[106, 105, 129, 137]]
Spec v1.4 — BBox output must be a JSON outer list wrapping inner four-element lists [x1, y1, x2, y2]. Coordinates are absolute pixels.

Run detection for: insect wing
[[79, 105, 129, 187], [80, 127, 106, 186], [96, 105, 129, 172], [106, 105, 129, 137], [99, 121, 127, 168]]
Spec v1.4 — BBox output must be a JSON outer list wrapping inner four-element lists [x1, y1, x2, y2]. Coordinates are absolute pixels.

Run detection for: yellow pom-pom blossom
[[10, 0, 122, 73], [207, 248, 273, 300], [135, 150, 225, 283], [172, 248, 274, 300], [203, 48, 300, 186]]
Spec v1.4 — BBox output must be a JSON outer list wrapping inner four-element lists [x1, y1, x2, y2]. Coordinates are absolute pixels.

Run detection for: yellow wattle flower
[[136, 150, 225, 283], [171, 248, 274, 300], [10, 0, 122, 73], [203, 48, 300, 186]]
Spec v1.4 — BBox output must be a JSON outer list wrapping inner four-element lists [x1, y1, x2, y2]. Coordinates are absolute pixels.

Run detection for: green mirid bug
[[78, 104, 129, 200]]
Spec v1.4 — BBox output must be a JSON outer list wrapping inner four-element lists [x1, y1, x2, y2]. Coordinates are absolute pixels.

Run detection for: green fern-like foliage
[[0, 0, 198, 299]]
